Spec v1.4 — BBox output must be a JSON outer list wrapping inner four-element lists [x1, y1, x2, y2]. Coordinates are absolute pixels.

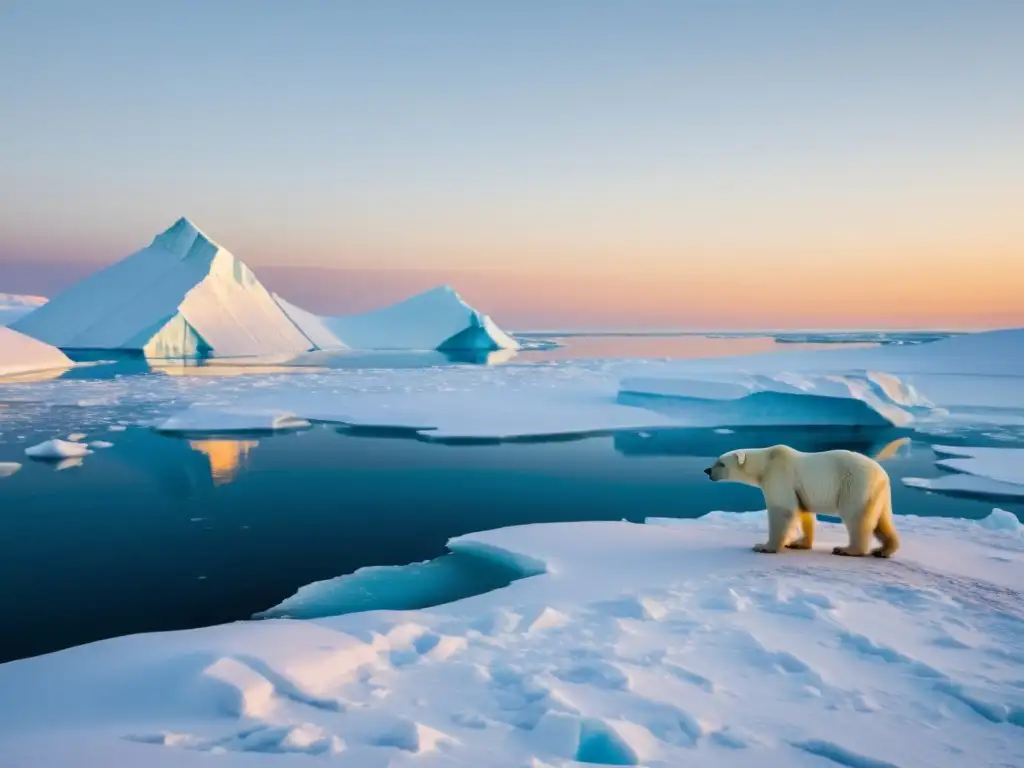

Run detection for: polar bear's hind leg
[[832, 499, 874, 557]]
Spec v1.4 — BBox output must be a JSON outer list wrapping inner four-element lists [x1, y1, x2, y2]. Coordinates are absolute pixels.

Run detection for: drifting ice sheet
[[903, 445, 1024, 500], [618, 371, 934, 427], [0, 510, 1020, 767]]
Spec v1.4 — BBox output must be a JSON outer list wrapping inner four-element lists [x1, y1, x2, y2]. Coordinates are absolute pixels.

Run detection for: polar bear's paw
[[785, 539, 813, 550], [752, 543, 780, 554], [831, 546, 868, 557]]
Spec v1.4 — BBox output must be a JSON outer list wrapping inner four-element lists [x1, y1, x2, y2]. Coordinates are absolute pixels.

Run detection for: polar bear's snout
[[703, 466, 713, 478]]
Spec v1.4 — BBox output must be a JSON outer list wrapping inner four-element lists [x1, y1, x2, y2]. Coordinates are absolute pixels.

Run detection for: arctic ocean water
[[0, 334, 1014, 663]]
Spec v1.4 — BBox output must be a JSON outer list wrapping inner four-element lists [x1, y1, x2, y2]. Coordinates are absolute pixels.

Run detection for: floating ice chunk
[[903, 475, 1024, 500], [931, 446, 1024, 488], [108, 425, 128, 432], [54, 458, 84, 471], [67, 432, 87, 442], [155, 405, 310, 434], [89, 440, 114, 449], [618, 371, 920, 427], [25, 439, 93, 460], [0, 462, 22, 477]]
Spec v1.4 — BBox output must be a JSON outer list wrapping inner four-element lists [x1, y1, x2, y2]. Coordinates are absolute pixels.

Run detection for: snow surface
[[11, 218, 316, 359], [0, 293, 47, 325], [24, 438, 93, 459], [0, 327, 73, 379], [0, 511, 1020, 767], [322, 285, 520, 352]]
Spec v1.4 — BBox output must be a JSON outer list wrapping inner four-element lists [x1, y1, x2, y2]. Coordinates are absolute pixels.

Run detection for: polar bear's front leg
[[832, 508, 873, 557], [785, 511, 815, 550], [754, 506, 795, 553]]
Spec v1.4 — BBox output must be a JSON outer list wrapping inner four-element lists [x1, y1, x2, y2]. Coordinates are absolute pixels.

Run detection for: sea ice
[[0, 462, 21, 478], [902, 445, 1024, 500], [154, 405, 311, 434], [0, 510, 1019, 767]]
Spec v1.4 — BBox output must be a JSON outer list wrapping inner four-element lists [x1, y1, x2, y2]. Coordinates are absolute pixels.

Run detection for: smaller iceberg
[[312, 285, 519, 352]]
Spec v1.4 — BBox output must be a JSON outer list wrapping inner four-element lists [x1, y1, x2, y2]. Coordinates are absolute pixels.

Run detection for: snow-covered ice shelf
[[0, 510, 1020, 767]]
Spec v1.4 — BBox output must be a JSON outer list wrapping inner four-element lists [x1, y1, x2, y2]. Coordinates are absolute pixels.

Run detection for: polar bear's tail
[[871, 481, 900, 558]]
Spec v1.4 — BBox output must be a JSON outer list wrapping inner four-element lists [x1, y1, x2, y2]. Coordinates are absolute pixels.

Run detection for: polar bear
[[704, 445, 899, 558]]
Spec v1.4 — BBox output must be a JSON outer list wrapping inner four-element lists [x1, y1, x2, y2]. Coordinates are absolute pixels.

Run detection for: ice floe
[[0, 509, 1020, 766], [24, 439, 93, 460]]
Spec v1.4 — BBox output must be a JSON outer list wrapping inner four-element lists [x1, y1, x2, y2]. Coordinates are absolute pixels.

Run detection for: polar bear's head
[[704, 449, 762, 486]]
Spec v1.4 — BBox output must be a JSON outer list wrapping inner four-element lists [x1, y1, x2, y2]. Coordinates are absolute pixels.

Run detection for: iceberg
[[0, 511, 1019, 766], [618, 371, 932, 428], [0, 293, 47, 325], [0, 327, 73, 379], [11, 218, 317, 359], [320, 285, 520, 352]]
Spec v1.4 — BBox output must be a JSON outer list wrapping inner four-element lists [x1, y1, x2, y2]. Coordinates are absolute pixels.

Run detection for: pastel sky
[[0, 1, 1021, 329]]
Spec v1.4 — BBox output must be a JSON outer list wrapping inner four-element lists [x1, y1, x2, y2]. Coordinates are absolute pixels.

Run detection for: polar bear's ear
[[735, 451, 746, 466]]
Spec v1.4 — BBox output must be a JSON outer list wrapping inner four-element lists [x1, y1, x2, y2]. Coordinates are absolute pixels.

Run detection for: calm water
[[0, 334, 1013, 663]]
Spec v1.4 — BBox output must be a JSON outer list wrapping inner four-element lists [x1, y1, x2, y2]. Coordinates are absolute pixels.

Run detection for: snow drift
[[318, 285, 520, 352], [0, 327, 73, 379], [11, 218, 316, 359]]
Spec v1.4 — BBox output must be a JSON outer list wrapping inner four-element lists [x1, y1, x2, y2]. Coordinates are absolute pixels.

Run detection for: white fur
[[706, 445, 900, 557]]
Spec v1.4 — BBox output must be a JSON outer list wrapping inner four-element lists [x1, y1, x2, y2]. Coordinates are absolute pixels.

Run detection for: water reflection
[[188, 439, 259, 485]]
